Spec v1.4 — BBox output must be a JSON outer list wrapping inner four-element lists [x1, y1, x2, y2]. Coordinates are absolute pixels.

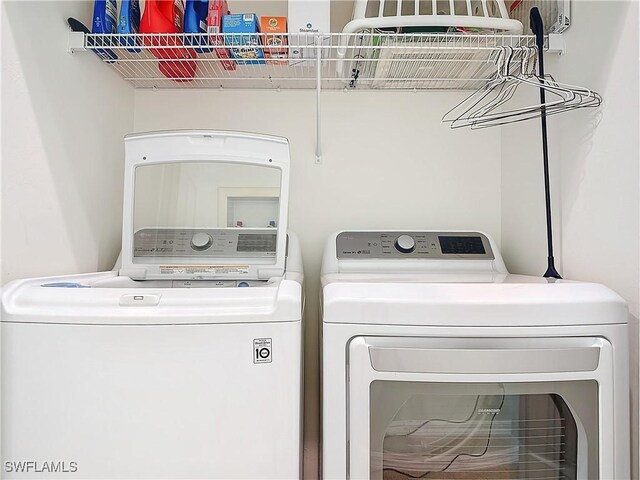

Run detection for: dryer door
[[347, 336, 615, 480]]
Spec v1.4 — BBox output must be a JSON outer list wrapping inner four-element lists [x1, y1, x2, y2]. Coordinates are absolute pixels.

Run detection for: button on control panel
[[336, 231, 494, 260]]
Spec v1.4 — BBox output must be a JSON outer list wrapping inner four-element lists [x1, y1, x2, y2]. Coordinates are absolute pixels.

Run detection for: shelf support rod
[[315, 39, 322, 164]]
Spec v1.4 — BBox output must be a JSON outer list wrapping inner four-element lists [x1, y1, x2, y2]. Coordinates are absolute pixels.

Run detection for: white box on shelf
[[288, 0, 330, 66]]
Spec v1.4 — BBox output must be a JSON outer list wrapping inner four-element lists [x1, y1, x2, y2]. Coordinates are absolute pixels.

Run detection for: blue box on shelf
[[221, 13, 265, 65]]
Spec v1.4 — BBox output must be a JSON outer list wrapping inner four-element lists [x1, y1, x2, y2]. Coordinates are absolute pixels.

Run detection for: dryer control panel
[[336, 231, 494, 260]]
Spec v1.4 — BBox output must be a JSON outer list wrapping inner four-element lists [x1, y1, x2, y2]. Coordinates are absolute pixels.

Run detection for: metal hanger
[[445, 47, 579, 128], [443, 44, 601, 129], [441, 49, 520, 127]]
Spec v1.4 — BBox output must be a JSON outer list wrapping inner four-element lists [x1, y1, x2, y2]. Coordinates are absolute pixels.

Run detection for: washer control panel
[[134, 228, 277, 258], [336, 231, 494, 260]]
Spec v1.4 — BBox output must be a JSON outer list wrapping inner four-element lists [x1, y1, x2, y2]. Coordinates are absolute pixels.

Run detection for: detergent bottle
[[140, 0, 196, 81], [92, 0, 118, 34], [118, 0, 141, 52], [91, 0, 118, 33], [91, 0, 118, 61], [184, 0, 212, 53]]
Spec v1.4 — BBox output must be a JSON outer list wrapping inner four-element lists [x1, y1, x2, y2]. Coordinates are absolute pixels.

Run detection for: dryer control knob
[[191, 232, 213, 251], [394, 235, 416, 254]]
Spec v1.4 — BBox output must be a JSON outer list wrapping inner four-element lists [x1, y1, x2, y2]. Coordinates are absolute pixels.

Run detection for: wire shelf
[[71, 32, 547, 91]]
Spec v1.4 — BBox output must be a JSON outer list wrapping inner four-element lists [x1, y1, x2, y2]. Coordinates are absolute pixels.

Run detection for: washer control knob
[[191, 232, 213, 251], [394, 234, 416, 254]]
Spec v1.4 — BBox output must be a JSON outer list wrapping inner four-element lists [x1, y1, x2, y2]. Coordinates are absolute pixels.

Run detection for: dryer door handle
[[365, 339, 603, 374]]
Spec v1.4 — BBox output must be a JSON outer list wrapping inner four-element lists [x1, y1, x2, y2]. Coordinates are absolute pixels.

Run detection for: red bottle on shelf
[[140, 0, 196, 81]]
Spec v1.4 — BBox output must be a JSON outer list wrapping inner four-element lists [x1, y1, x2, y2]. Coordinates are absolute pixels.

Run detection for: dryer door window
[[347, 336, 614, 480], [370, 381, 597, 480]]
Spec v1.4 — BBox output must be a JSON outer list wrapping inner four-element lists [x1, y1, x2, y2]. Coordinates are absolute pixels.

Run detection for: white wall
[[556, 3, 639, 477], [1, 1, 134, 283], [556, 1, 639, 317], [501, 1, 639, 313], [501, 1, 640, 477], [133, 88, 503, 475]]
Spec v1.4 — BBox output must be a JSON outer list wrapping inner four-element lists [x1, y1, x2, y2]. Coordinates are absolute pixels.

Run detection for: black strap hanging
[[530, 7, 562, 279]]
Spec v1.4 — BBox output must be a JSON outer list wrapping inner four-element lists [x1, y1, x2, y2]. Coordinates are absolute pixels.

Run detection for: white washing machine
[[2, 131, 303, 479], [321, 230, 629, 480]]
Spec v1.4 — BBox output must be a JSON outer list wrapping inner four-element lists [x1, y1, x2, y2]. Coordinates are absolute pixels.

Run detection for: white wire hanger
[[442, 45, 602, 129]]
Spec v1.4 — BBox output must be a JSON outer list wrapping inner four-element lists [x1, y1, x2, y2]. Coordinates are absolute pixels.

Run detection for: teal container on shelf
[[118, 0, 141, 52]]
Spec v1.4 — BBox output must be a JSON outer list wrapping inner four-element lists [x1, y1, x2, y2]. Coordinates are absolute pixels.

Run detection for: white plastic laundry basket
[[336, 0, 524, 82], [343, 0, 524, 36]]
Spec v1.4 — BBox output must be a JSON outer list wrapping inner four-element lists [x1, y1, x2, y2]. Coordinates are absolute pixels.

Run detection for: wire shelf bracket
[[67, 31, 86, 53], [547, 33, 566, 55]]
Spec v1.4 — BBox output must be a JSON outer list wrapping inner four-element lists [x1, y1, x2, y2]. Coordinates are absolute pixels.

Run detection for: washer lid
[[322, 275, 628, 326], [120, 131, 291, 282]]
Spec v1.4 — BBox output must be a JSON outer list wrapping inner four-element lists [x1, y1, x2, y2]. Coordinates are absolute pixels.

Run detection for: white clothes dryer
[[2, 131, 303, 479], [321, 230, 629, 480]]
